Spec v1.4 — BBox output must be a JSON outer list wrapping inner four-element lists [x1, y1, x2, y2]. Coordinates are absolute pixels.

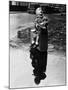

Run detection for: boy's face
[[36, 8, 43, 15], [38, 8, 42, 14]]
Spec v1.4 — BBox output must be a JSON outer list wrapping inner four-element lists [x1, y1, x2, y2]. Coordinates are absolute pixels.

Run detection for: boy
[[31, 7, 48, 48]]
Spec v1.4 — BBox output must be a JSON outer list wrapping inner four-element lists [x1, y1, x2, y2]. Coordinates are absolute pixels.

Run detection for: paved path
[[10, 45, 66, 88]]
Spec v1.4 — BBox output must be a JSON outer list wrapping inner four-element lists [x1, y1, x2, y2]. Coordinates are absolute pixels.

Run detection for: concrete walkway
[[10, 45, 66, 88]]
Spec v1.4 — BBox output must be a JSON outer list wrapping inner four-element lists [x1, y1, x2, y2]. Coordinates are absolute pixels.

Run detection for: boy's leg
[[30, 37, 36, 48], [36, 32, 40, 46]]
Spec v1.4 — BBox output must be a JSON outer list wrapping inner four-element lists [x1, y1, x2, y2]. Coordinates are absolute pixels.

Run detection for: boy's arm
[[39, 16, 48, 29], [42, 16, 48, 25], [34, 18, 40, 30]]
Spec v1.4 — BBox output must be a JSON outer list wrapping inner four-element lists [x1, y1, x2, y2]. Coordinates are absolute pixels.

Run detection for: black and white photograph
[[9, 0, 66, 88]]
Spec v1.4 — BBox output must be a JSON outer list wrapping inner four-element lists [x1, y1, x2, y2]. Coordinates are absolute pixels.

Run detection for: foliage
[[48, 15, 66, 51]]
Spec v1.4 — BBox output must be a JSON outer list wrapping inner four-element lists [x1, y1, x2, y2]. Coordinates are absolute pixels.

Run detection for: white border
[[15, 0, 67, 4], [0, 0, 68, 90]]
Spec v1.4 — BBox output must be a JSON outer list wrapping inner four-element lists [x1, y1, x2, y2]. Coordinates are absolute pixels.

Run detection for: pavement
[[10, 44, 66, 88]]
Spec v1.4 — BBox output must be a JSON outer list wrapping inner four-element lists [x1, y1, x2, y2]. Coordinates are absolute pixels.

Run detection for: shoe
[[40, 73, 47, 80], [34, 76, 40, 85], [30, 43, 35, 48]]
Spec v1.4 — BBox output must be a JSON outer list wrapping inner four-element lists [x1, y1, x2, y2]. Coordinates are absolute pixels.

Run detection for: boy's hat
[[36, 7, 43, 15]]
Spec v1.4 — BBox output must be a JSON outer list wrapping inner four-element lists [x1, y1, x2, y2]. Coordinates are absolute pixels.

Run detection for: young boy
[[31, 7, 48, 48]]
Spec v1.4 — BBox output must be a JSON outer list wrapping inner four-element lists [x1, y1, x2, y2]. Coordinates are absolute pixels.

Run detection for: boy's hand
[[38, 23, 46, 29]]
